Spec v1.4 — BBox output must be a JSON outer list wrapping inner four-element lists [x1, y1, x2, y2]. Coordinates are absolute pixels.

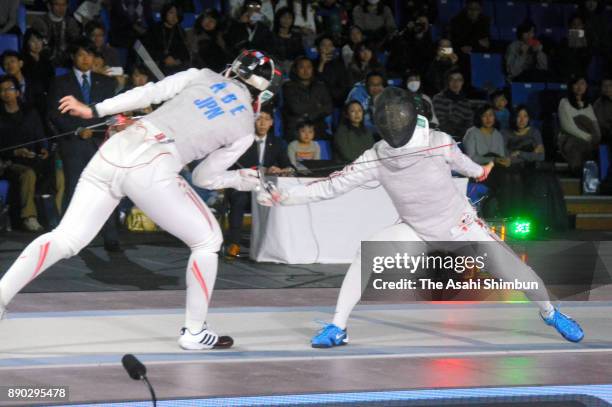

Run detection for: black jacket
[[231, 135, 291, 169], [225, 21, 274, 54], [282, 79, 333, 141]]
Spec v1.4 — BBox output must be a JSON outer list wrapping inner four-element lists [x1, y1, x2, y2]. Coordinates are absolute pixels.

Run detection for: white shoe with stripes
[[178, 326, 234, 350]]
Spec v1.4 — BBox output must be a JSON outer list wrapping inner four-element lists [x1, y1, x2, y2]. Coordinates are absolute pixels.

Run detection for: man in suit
[[225, 106, 292, 258], [47, 38, 121, 251]]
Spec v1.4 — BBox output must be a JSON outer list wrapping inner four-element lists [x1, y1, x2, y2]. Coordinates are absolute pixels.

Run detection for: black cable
[[143, 377, 157, 407]]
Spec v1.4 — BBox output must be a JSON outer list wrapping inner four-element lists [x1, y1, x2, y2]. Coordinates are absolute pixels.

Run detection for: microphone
[[121, 354, 157, 406]]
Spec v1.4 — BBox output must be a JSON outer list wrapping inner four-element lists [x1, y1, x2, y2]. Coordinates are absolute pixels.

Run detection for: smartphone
[[106, 67, 124, 76], [569, 29, 585, 39], [441, 47, 453, 55]]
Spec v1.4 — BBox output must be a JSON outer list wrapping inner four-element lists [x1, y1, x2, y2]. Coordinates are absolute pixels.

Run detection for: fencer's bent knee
[[189, 228, 223, 253]]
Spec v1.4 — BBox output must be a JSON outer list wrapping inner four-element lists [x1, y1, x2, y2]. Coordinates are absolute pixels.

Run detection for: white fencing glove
[[227, 168, 261, 191], [256, 183, 288, 206]]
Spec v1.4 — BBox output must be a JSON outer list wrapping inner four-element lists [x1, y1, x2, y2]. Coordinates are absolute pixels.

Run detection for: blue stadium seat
[[546, 82, 567, 92], [317, 140, 332, 160], [194, 0, 203, 14], [560, 3, 578, 27], [201, 0, 223, 12], [376, 51, 388, 67], [324, 114, 333, 135], [0, 180, 8, 206], [0, 67, 4, 75], [18, 4, 26, 34], [511, 82, 546, 118], [529, 3, 564, 30], [305, 46, 318, 60], [470, 53, 505, 90], [600, 144, 610, 181], [116, 47, 128, 68], [588, 55, 604, 84], [100, 7, 111, 33], [437, 0, 463, 26], [540, 27, 563, 44], [182, 12, 196, 29], [495, 1, 528, 29], [55, 67, 70, 76], [387, 78, 402, 87], [274, 108, 283, 138], [495, 27, 517, 42], [153, 12, 161, 22], [482, 0, 495, 26], [430, 25, 440, 41], [0, 34, 19, 55]]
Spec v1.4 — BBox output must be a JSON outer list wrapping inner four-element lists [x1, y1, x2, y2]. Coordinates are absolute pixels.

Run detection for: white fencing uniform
[[279, 124, 554, 329], [0, 68, 258, 332]]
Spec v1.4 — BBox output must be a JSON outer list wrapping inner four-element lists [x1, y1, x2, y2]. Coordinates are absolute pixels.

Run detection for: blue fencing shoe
[[311, 323, 348, 348], [542, 308, 584, 343]]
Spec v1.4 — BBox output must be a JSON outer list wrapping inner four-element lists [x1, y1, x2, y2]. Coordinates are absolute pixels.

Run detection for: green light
[[509, 218, 532, 238]]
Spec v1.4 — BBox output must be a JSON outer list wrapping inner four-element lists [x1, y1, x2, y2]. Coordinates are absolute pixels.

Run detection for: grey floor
[[0, 231, 611, 405]]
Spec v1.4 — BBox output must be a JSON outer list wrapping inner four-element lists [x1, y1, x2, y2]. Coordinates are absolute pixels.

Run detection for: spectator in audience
[[108, 0, 153, 49], [491, 90, 510, 131], [401, 0, 438, 26], [288, 118, 321, 171], [594, 76, 612, 146], [426, 38, 459, 95], [145, 2, 190, 75], [120, 64, 155, 115], [271, 7, 304, 75], [315, 34, 350, 107], [404, 70, 438, 127], [286, 0, 317, 40], [579, 0, 610, 56], [341, 25, 364, 68], [464, 104, 513, 217], [352, 0, 396, 43], [86, 21, 122, 68], [32, 0, 81, 67], [333, 100, 375, 163], [2, 52, 32, 108], [225, 107, 292, 258], [47, 39, 121, 251], [315, 0, 348, 43], [91, 52, 127, 93], [449, 0, 490, 79], [432, 69, 473, 141], [387, 14, 434, 77], [505, 20, 548, 82], [282, 56, 333, 142], [225, 0, 274, 54], [21, 30, 55, 117], [348, 41, 385, 84], [558, 75, 601, 175], [0, 75, 50, 232], [345, 70, 386, 132], [0, 0, 20, 35], [187, 8, 229, 72], [557, 15, 592, 81], [503, 106, 568, 230]]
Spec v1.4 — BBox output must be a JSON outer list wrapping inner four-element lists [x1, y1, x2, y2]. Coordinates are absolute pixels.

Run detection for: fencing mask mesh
[[373, 87, 418, 148]]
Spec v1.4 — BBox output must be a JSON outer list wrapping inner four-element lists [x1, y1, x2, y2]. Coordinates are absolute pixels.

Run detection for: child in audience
[[492, 90, 510, 130], [288, 118, 321, 171]]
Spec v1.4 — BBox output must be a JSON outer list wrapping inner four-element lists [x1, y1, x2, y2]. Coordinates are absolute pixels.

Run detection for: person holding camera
[[505, 20, 548, 82], [386, 14, 435, 78], [226, 0, 274, 54], [426, 38, 459, 94]]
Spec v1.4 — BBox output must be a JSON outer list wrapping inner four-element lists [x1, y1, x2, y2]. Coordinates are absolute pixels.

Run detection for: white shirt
[[73, 68, 91, 87]]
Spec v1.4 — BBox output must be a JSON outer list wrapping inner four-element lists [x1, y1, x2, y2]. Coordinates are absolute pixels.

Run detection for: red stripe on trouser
[[191, 260, 210, 302], [29, 242, 50, 281], [185, 189, 213, 229]]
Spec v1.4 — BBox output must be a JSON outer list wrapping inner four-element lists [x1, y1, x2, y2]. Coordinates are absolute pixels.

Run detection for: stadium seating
[[437, 0, 463, 26], [600, 145, 610, 181], [18, 4, 26, 35], [316, 140, 332, 160], [494, 1, 528, 29], [470, 53, 505, 90], [511, 82, 546, 118], [529, 2, 564, 30], [0, 34, 19, 55]]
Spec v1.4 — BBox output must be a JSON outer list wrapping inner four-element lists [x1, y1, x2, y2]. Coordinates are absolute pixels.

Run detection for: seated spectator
[[86, 21, 122, 68], [91, 52, 127, 93], [557, 16, 592, 81], [0, 75, 51, 232], [505, 20, 548, 82], [287, 0, 317, 40], [401, 0, 438, 25], [288, 118, 321, 171], [404, 70, 438, 127], [109, 0, 153, 49], [282, 56, 333, 142], [449, 0, 491, 78], [432, 69, 473, 141], [594, 76, 612, 145], [121, 64, 155, 115], [226, 107, 292, 258], [386, 14, 435, 77], [345, 70, 386, 133], [579, 0, 610, 56], [503, 106, 568, 229], [21, 30, 55, 117], [145, 2, 190, 75], [333, 100, 375, 163], [352, 0, 396, 43], [464, 104, 514, 217], [187, 8, 229, 72], [558, 75, 601, 175], [491, 90, 510, 131], [314, 34, 350, 107], [315, 0, 348, 43], [0, 0, 20, 35], [341, 25, 364, 68], [348, 41, 385, 84], [226, 0, 274, 54], [271, 7, 304, 75], [31, 0, 81, 67], [426, 38, 459, 95]]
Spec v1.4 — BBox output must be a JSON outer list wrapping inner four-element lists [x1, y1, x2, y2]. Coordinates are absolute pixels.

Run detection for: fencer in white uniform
[[258, 87, 584, 347], [0, 50, 282, 350]]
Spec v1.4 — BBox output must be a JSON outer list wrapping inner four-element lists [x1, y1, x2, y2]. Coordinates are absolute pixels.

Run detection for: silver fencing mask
[[373, 87, 418, 148]]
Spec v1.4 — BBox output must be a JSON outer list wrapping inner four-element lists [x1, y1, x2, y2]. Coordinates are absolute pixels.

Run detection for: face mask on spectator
[[407, 81, 421, 92], [250, 12, 264, 23]]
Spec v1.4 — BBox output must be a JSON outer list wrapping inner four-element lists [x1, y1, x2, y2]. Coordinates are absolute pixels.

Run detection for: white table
[[250, 177, 468, 264]]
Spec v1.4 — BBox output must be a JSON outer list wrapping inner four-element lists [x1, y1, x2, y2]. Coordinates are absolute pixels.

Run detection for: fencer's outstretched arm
[[95, 68, 202, 117], [191, 135, 259, 191], [432, 131, 484, 178], [281, 149, 380, 205]]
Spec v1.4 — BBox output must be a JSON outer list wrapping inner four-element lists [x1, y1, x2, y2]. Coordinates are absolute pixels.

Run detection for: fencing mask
[[373, 87, 418, 148]]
